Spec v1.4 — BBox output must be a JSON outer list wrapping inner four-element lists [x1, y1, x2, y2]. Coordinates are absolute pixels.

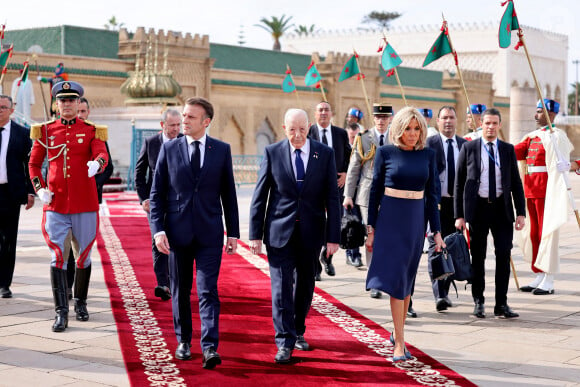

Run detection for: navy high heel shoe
[[390, 332, 412, 360]]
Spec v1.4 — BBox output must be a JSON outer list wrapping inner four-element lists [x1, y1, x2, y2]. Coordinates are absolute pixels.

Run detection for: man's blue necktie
[[295, 149, 305, 190], [191, 141, 201, 178]]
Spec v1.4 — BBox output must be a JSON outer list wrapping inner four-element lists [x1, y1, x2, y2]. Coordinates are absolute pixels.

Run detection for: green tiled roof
[[380, 66, 443, 90], [3, 26, 119, 59], [210, 43, 313, 75]]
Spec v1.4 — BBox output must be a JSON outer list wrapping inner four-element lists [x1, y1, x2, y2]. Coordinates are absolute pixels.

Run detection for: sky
[[4, 0, 579, 89]]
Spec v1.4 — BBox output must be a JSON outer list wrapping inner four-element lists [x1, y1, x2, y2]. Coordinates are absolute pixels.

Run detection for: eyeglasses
[[0, 106, 13, 111]]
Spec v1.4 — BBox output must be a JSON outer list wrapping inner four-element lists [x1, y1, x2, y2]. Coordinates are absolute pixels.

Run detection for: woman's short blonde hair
[[388, 106, 428, 150]]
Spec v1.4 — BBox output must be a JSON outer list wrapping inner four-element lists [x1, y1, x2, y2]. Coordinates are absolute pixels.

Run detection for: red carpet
[[98, 192, 475, 386]]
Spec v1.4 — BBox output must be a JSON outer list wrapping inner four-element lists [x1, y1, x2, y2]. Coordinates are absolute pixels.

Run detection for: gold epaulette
[[85, 120, 109, 141], [30, 119, 56, 140]]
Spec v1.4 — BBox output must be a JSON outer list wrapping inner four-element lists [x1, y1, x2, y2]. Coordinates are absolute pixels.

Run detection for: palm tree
[[255, 15, 294, 51], [294, 24, 317, 37], [104, 16, 125, 31], [568, 82, 579, 115]]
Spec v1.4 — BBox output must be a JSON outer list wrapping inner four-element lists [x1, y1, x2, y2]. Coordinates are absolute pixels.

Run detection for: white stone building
[[285, 22, 568, 103]]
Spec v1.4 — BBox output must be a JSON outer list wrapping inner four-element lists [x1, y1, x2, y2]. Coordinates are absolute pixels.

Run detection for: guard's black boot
[[50, 267, 69, 332], [74, 265, 91, 321]]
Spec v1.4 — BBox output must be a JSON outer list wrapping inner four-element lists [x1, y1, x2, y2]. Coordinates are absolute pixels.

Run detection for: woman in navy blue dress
[[365, 107, 445, 362]]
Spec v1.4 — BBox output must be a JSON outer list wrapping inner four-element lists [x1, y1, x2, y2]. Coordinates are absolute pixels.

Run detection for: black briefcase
[[339, 207, 366, 249], [429, 248, 455, 281], [444, 232, 472, 281]]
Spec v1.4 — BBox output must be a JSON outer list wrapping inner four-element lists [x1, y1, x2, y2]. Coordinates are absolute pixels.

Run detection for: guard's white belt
[[384, 187, 424, 199], [528, 166, 548, 173]]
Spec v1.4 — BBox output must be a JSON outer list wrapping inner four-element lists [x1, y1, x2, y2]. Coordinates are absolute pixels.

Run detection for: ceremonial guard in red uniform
[[514, 99, 578, 295], [28, 81, 108, 332]]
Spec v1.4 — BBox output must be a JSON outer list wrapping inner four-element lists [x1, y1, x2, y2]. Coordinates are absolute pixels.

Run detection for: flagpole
[[286, 65, 302, 108], [440, 17, 477, 132], [516, 28, 580, 229], [353, 52, 373, 120], [319, 81, 327, 102], [33, 55, 50, 120], [393, 68, 407, 106], [12, 59, 30, 107]]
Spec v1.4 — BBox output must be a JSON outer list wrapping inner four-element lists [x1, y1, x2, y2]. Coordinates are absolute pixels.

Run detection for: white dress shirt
[[478, 138, 503, 198], [440, 133, 460, 198], [316, 124, 333, 149], [0, 121, 12, 184], [186, 134, 207, 168], [290, 139, 310, 178]]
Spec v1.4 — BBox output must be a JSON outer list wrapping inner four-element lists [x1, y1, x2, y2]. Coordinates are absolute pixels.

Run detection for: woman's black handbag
[[444, 232, 472, 281], [429, 248, 455, 281], [339, 207, 366, 249]]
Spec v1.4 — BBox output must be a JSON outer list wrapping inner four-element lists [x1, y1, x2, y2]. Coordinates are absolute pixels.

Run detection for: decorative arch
[[256, 117, 276, 155], [222, 115, 244, 155], [554, 85, 562, 102], [545, 84, 552, 99]]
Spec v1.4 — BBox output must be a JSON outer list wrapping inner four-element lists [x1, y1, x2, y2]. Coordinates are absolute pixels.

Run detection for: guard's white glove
[[37, 75, 43, 81], [556, 160, 571, 173], [37, 188, 53, 204], [87, 160, 100, 177]]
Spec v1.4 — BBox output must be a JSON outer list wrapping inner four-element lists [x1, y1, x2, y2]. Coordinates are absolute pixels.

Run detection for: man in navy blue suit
[[150, 97, 239, 369], [0, 95, 35, 298], [135, 108, 182, 301], [425, 106, 466, 312], [249, 108, 341, 364], [308, 101, 350, 279], [454, 108, 525, 319]]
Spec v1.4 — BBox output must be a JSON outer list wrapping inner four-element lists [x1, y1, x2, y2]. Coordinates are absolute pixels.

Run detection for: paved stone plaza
[[0, 175, 579, 386]]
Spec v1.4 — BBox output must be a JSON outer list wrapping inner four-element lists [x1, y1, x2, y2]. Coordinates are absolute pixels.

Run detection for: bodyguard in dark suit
[[249, 108, 341, 364], [150, 97, 239, 369], [135, 108, 182, 301], [454, 108, 525, 319], [425, 106, 466, 311], [0, 95, 35, 298], [308, 101, 350, 278]]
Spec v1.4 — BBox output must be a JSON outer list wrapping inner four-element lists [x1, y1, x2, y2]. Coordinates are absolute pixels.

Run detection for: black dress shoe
[[532, 287, 554, 295], [202, 347, 222, 369], [320, 255, 336, 276], [473, 302, 485, 318], [315, 273, 322, 281], [0, 287, 12, 298], [175, 342, 191, 360], [436, 298, 449, 312], [294, 335, 310, 351], [407, 306, 418, 318], [494, 304, 519, 318], [155, 286, 171, 301], [275, 347, 293, 364], [352, 254, 363, 267], [519, 285, 536, 292], [370, 289, 382, 298]]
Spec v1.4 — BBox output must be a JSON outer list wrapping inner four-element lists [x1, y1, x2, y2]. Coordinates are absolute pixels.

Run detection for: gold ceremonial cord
[[354, 133, 376, 165]]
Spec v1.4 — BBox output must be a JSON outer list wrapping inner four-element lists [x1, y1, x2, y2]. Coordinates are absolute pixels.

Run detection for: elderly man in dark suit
[[150, 97, 239, 369], [135, 108, 182, 301], [0, 95, 35, 298], [308, 101, 350, 279], [425, 106, 466, 312], [249, 108, 341, 364], [454, 108, 525, 319]]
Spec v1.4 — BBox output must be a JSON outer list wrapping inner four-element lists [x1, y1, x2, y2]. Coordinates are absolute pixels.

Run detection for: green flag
[[498, 0, 520, 48], [304, 61, 322, 86], [338, 54, 360, 82], [17, 62, 29, 86], [422, 26, 452, 67], [380, 42, 402, 71], [282, 73, 296, 93], [0, 46, 12, 67]]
